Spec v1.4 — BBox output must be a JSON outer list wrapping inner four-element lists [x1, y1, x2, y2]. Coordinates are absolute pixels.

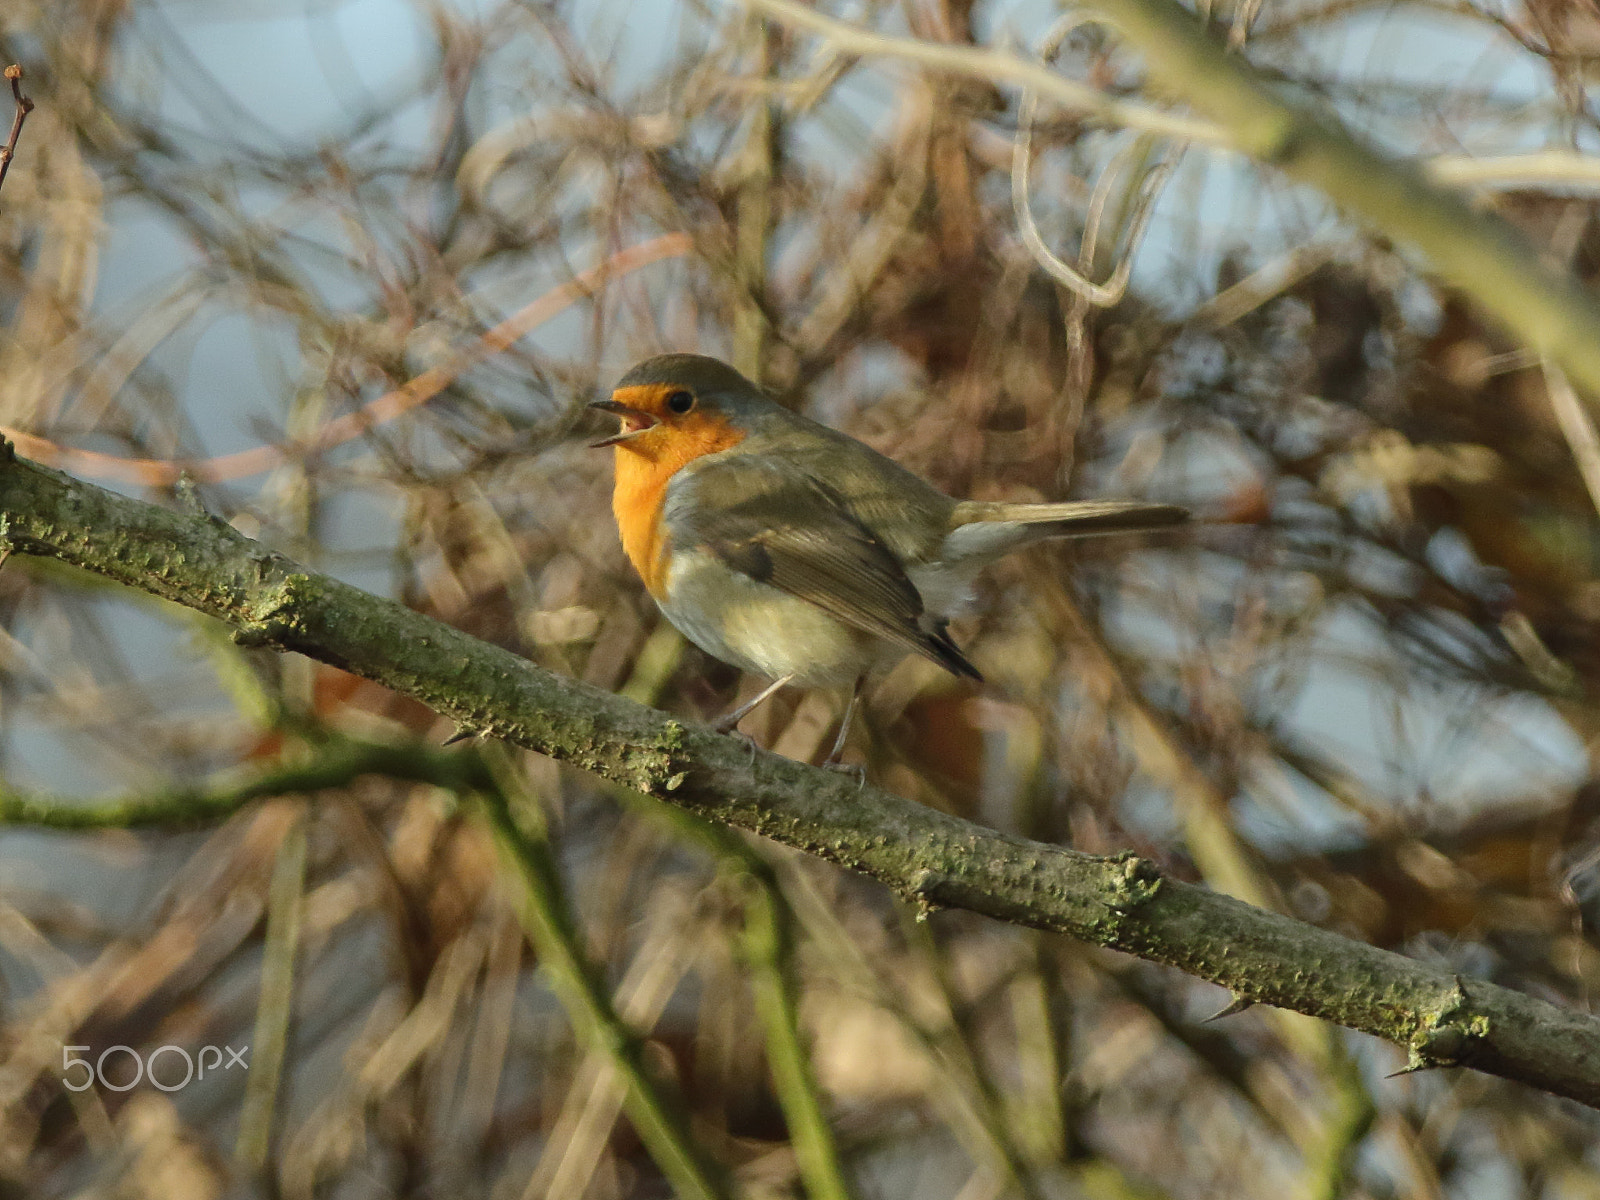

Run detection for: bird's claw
[[715, 724, 763, 768], [822, 759, 867, 788]]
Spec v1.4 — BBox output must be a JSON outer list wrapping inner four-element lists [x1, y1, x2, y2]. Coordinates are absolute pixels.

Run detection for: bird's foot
[[715, 724, 764, 768], [821, 759, 867, 789], [710, 674, 794, 735]]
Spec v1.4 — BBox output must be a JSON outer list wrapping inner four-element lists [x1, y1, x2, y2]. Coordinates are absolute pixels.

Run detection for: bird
[[592, 353, 1187, 765]]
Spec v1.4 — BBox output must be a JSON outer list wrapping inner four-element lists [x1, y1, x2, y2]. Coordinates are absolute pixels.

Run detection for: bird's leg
[[712, 674, 794, 734], [822, 676, 865, 768]]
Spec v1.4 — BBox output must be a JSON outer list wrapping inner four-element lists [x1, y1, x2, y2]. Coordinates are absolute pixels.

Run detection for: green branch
[[479, 783, 733, 1200], [0, 737, 490, 829], [4, 446, 1600, 1108]]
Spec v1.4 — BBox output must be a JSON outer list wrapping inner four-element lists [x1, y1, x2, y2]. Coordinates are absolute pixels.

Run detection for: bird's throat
[[610, 417, 746, 598], [612, 456, 673, 598]]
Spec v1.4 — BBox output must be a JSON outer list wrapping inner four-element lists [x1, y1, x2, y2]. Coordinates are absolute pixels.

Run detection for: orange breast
[[613, 459, 675, 598], [609, 393, 746, 598]]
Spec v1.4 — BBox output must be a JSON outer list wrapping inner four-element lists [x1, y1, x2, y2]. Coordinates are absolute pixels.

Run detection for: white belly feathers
[[656, 544, 888, 687]]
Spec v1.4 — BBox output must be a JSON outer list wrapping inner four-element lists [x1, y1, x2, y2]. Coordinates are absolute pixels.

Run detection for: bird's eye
[[665, 390, 695, 414]]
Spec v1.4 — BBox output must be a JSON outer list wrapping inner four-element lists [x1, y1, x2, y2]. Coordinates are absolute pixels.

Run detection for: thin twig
[[0, 65, 35, 198], [1228, 0, 1266, 48], [1192, 243, 1336, 329], [237, 809, 308, 1170], [734, 869, 856, 1200], [1426, 150, 1600, 191], [0, 736, 495, 830], [1541, 358, 1600, 517], [744, 0, 1225, 146], [480, 779, 733, 1200], [1011, 15, 1177, 306]]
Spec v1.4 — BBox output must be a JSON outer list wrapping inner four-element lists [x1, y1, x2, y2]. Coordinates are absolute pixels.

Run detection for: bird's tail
[[941, 499, 1188, 566]]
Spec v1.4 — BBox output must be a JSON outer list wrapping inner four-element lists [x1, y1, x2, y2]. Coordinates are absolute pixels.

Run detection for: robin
[[592, 354, 1187, 764]]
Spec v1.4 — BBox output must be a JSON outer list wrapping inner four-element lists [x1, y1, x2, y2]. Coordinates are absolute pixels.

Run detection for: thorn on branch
[[1385, 1052, 1435, 1080], [1202, 994, 1254, 1022], [0, 65, 35, 199]]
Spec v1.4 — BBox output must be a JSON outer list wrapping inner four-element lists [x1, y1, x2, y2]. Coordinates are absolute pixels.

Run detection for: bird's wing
[[669, 456, 981, 680]]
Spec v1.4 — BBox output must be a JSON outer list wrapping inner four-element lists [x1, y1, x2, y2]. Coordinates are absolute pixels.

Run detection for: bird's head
[[590, 354, 773, 460]]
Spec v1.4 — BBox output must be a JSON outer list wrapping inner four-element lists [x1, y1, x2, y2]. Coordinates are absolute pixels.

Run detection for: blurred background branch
[[0, 65, 34, 196]]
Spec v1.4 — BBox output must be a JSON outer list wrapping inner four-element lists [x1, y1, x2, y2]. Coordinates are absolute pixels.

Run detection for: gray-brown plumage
[[594, 353, 1187, 756]]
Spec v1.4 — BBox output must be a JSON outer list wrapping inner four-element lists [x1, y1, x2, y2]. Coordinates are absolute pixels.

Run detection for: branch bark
[[3, 445, 1600, 1107]]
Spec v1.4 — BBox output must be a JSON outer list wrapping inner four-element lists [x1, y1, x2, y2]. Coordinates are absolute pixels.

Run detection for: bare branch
[[1542, 359, 1600, 518], [1427, 150, 1600, 192], [1011, 15, 1177, 306], [742, 0, 1226, 146], [0, 65, 35, 198]]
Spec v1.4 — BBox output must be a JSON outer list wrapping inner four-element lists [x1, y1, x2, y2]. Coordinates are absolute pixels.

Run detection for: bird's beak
[[588, 398, 659, 448]]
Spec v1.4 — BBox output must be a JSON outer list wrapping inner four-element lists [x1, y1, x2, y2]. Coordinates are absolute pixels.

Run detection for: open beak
[[588, 398, 659, 448]]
